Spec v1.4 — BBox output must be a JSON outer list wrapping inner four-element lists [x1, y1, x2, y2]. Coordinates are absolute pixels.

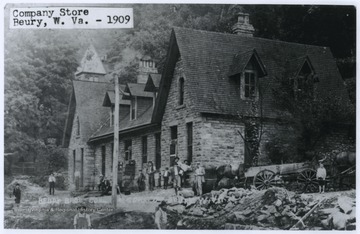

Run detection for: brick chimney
[[232, 12, 255, 37]]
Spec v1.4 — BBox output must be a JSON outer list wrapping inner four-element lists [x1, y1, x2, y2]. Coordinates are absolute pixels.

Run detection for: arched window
[[178, 77, 185, 105], [76, 116, 80, 136]]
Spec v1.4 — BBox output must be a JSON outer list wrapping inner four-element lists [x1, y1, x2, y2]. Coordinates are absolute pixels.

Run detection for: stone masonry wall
[[68, 110, 95, 190], [161, 58, 202, 169], [199, 117, 245, 169]]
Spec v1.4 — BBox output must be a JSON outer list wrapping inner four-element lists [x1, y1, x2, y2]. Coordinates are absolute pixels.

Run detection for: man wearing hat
[[74, 205, 91, 229], [172, 157, 182, 195], [154, 201, 168, 229], [137, 170, 146, 192]]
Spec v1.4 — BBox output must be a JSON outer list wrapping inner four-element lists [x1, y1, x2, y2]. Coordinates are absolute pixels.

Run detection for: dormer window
[[178, 77, 185, 105], [110, 107, 114, 126], [130, 97, 137, 120], [288, 56, 317, 98], [228, 49, 267, 100]]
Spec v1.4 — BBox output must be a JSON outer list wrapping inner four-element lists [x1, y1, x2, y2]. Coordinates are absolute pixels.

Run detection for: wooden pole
[[112, 74, 120, 208]]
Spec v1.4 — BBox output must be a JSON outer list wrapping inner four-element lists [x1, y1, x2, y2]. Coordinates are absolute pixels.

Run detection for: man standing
[[49, 173, 56, 195], [316, 162, 327, 193], [172, 157, 182, 195], [13, 183, 21, 204], [195, 162, 205, 196], [154, 201, 168, 229], [163, 167, 169, 189], [137, 170, 146, 192], [146, 161, 156, 191], [74, 205, 91, 229]]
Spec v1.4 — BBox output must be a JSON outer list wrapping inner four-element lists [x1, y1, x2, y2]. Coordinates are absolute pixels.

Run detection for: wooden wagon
[[243, 162, 319, 193]]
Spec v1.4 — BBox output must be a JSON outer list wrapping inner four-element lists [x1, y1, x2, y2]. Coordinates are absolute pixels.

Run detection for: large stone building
[[63, 14, 352, 191]]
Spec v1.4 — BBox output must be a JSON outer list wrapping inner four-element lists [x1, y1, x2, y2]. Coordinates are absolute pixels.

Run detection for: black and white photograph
[[2, 2, 356, 230]]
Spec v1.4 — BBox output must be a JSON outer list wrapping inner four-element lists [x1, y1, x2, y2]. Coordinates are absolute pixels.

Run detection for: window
[[155, 133, 161, 169], [244, 71, 257, 99], [76, 116, 80, 136], [178, 77, 185, 105], [130, 97, 137, 120], [125, 140, 132, 161], [142, 136, 148, 164], [170, 126, 178, 166], [110, 107, 114, 126], [187, 122, 193, 165], [291, 62, 315, 98], [101, 146, 106, 176]]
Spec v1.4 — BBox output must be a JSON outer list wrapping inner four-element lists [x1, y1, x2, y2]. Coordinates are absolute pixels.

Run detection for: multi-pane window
[[142, 136, 148, 164], [170, 126, 178, 166], [80, 148, 84, 187], [73, 150, 76, 180], [179, 77, 184, 105], [244, 71, 256, 98], [110, 107, 114, 126]]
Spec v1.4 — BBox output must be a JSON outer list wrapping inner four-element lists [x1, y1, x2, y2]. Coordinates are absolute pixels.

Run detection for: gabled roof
[[102, 85, 131, 107], [228, 49, 267, 77], [70, 80, 113, 142], [144, 73, 162, 92], [89, 105, 155, 142], [154, 27, 349, 120], [123, 83, 154, 100], [75, 45, 107, 75]]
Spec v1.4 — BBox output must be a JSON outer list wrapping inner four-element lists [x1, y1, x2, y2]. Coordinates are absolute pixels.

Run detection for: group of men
[[137, 157, 206, 196]]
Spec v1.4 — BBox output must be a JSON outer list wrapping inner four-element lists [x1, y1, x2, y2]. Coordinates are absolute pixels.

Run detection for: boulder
[[168, 204, 186, 214], [218, 178, 231, 189], [274, 199, 282, 207], [185, 197, 198, 208], [331, 212, 350, 230], [180, 189, 195, 198], [191, 207, 204, 217], [337, 197, 353, 214]]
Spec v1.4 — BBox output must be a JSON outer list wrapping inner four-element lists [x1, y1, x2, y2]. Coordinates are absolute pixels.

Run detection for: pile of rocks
[[317, 195, 356, 230], [166, 187, 332, 230]]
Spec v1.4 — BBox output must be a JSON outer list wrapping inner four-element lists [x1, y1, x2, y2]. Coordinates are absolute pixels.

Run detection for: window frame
[[242, 70, 258, 99], [178, 77, 185, 106]]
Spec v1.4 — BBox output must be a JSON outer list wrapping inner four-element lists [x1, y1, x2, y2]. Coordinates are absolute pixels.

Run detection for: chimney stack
[[232, 12, 255, 37]]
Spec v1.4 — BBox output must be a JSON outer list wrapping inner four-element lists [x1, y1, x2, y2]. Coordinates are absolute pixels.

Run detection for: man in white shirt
[[154, 201, 167, 229], [48, 173, 56, 195], [316, 163, 327, 193], [195, 162, 205, 196]]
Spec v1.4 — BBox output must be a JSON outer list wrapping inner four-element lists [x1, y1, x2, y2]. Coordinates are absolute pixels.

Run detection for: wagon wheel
[[297, 169, 318, 193], [253, 169, 276, 190]]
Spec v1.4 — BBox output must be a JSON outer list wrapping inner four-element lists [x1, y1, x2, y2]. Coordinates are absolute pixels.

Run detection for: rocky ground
[[4, 176, 356, 230]]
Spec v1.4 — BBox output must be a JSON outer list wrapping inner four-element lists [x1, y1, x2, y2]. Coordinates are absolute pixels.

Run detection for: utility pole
[[112, 73, 120, 208]]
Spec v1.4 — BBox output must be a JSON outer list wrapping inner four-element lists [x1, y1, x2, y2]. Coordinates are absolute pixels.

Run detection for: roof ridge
[[173, 27, 329, 49], [73, 79, 112, 84]]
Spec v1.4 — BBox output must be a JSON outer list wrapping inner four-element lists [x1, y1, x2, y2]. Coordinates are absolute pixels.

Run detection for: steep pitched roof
[[228, 49, 267, 77], [72, 80, 113, 141], [123, 83, 154, 99], [144, 73, 161, 92], [89, 105, 155, 142], [102, 85, 131, 107], [155, 27, 349, 120], [75, 45, 107, 75]]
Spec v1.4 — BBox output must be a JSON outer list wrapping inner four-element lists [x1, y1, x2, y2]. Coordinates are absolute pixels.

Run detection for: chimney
[[232, 12, 255, 37]]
